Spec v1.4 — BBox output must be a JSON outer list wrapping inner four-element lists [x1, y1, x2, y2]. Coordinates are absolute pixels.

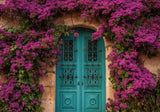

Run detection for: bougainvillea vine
[[0, 0, 160, 112]]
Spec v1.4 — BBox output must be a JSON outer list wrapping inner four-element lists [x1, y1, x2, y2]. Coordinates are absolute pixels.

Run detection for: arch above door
[[53, 12, 114, 101], [40, 13, 114, 112], [53, 13, 103, 31]]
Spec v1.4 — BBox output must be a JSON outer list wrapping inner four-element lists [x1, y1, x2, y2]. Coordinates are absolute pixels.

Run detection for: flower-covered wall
[[0, 12, 160, 112], [0, 0, 160, 112]]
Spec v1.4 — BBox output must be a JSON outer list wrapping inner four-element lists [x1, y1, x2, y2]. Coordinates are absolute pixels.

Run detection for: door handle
[[78, 81, 80, 85]]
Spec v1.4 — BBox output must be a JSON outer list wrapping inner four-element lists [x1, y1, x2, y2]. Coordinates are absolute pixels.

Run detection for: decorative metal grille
[[64, 40, 73, 61], [62, 68, 74, 86], [87, 68, 99, 86], [88, 40, 97, 61]]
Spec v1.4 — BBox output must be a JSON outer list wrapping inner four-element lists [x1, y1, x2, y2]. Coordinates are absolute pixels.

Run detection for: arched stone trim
[[53, 12, 115, 100], [53, 13, 103, 31]]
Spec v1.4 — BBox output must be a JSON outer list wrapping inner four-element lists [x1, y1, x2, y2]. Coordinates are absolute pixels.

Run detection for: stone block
[[41, 99, 55, 112], [41, 86, 55, 101], [0, 0, 5, 4], [0, 17, 19, 28], [106, 86, 115, 102], [142, 54, 160, 74], [39, 73, 55, 87]]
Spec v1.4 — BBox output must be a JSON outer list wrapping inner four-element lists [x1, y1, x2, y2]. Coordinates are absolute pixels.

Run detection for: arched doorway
[[56, 27, 106, 112]]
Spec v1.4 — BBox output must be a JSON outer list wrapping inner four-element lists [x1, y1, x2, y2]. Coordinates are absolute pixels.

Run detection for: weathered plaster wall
[[0, 12, 159, 112], [39, 64, 56, 112], [0, 17, 19, 28], [52, 13, 104, 30], [0, 0, 5, 4], [142, 54, 160, 74]]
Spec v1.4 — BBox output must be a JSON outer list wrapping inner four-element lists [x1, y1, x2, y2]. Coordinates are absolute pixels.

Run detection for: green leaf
[[0, 34, 4, 40], [28, 72, 33, 77], [127, 83, 133, 89], [10, 45, 17, 51], [27, 105, 32, 110], [103, 32, 108, 36], [125, 73, 129, 78], [64, 32, 69, 36]]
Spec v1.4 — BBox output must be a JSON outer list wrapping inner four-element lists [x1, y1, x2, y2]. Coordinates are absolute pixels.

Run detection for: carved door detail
[[56, 28, 106, 112]]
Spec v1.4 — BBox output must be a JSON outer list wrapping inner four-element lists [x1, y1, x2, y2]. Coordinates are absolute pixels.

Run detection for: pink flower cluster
[[0, 28, 60, 74], [106, 49, 157, 111], [0, 0, 158, 22], [0, 77, 23, 111], [0, 76, 44, 112], [134, 17, 160, 51], [0, 28, 59, 111], [92, 23, 107, 40]]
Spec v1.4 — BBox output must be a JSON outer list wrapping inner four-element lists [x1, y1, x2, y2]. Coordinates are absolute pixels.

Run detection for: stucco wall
[[0, 17, 19, 28], [39, 62, 56, 112], [142, 54, 160, 74], [0, 0, 5, 4], [0, 12, 159, 112]]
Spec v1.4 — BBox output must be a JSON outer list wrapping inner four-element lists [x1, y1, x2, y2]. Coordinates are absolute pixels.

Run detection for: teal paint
[[56, 28, 106, 112]]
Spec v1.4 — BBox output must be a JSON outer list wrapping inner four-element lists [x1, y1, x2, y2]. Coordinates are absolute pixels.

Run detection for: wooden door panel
[[84, 92, 102, 112], [59, 91, 77, 112], [56, 28, 105, 112], [56, 67, 79, 112], [59, 67, 77, 88], [82, 34, 105, 112], [56, 35, 80, 112], [83, 67, 102, 88]]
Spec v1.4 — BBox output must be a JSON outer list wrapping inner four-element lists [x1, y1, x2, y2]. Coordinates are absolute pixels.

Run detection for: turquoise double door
[[56, 28, 106, 112]]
